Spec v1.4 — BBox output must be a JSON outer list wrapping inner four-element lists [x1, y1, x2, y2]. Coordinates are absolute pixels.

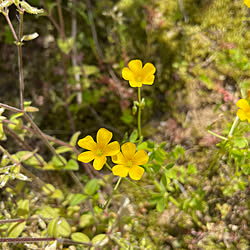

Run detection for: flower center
[[126, 160, 133, 168], [136, 76, 142, 82], [96, 148, 104, 157]]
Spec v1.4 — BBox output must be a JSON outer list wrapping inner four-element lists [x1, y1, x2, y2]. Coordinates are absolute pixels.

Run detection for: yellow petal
[[122, 67, 134, 81], [96, 128, 112, 148], [129, 165, 144, 180], [112, 152, 126, 164], [93, 156, 106, 170], [237, 109, 247, 121], [142, 63, 156, 76], [128, 59, 142, 73], [244, 0, 250, 8], [121, 142, 136, 160], [78, 151, 95, 163], [103, 141, 120, 156], [129, 80, 142, 88], [236, 99, 250, 112], [78, 136, 97, 151], [112, 165, 129, 177], [132, 149, 149, 165], [142, 75, 155, 85]]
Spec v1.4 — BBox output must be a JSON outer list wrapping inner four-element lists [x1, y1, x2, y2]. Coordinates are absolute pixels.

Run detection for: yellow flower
[[78, 128, 120, 170], [122, 59, 156, 87], [112, 142, 149, 180], [244, 0, 250, 7], [236, 99, 250, 123]]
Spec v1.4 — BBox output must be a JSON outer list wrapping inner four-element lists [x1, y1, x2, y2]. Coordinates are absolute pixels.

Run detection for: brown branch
[[40, 0, 63, 37], [0, 237, 93, 246], [56, 0, 65, 40], [0, 103, 23, 113], [3, 124, 44, 167]]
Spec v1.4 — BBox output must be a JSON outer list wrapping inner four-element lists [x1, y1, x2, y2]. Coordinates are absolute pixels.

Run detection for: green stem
[[104, 177, 122, 209], [138, 87, 142, 143], [153, 180, 162, 192], [207, 130, 228, 141], [123, 177, 146, 192], [169, 196, 180, 207], [228, 116, 240, 138], [105, 162, 112, 171]]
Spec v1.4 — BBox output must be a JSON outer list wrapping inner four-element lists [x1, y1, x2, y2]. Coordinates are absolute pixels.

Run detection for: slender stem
[[3, 124, 44, 167], [23, 113, 65, 165], [228, 116, 240, 138], [105, 162, 112, 171], [18, 11, 24, 110], [0, 103, 23, 113], [3, 12, 18, 42], [40, 0, 63, 36], [138, 87, 142, 143], [56, 0, 65, 40], [123, 177, 146, 192], [0, 237, 92, 246], [104, 177, 122, 209], [18, 12, 24, 40], [71, 1, 82, 104], [207, 130, 228, 141], [168, 196, 180, 207]]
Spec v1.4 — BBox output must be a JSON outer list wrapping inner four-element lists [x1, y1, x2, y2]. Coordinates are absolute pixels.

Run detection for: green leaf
[[51, 189, 64, 200], [84, 179, 99, 196], [165, 163, 174, 169], [71, 232, 90, 243], [57, 218, 71, 237], [187, 164, 197, 174], [42, 184, 56, 195], [0, 0, 13, 10], [92, 234, 109, 247], [241, 164, 250, 175], [16, 151, 45, 168], [165, 168, 177, 179], [70, 193, 87, 206], [79, 213, 95, 228], [200, 75, 214, 89], [38, 206, 60, 219], [83, 64, 99, 76], [64, 159, 79, 171], [156, 197, 165, 212], [129, 130, 138, 143], [19, 1, 44, 14], [0, 121, 6, 141], [151, 163, 161, 173], [56, 146, 74, 154], [8, 222, 26, 237], [21, 32, 39, 42], [17, 199, 29, 218], [57, 37, 74, 55], [51, 155, 67, 168], [233, 137, 248, 149], [70, 131, 81, 147], [0, 175, 9, 188], [121, 109, 133, 125], [47, 218, 58, 237], [24, 106, 39, 112]]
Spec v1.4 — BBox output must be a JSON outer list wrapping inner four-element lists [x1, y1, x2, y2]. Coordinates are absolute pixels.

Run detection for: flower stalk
[[138, 87, 142, 143], [104, 177, 122, 209]]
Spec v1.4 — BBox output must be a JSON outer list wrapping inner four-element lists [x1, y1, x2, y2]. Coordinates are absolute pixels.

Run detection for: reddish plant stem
[[3, 124, 44, 167], [40, 0, 63, 36], [0, 237, 93, 246]]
